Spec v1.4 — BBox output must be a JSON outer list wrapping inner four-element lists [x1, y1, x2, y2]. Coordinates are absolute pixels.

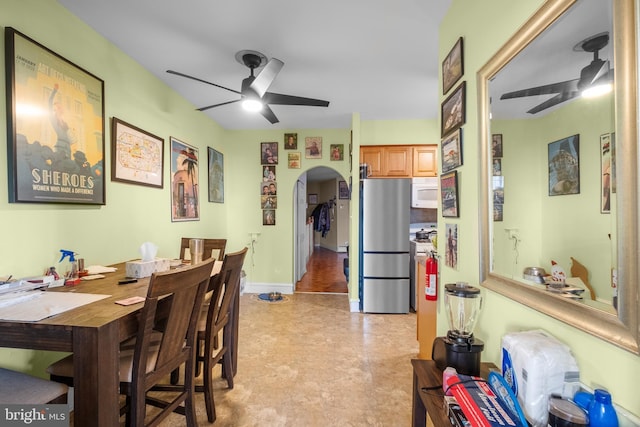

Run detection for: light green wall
[[361, 119, 439, 145], [440, 0, 639, 415], [222, 129, 351, 285]]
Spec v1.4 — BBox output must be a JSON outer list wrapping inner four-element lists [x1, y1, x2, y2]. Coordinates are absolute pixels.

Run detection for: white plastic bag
[[501, 329, 581, 427]]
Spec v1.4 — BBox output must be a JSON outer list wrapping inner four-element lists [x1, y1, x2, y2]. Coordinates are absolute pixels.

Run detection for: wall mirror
[[478, 0, 639, 353]]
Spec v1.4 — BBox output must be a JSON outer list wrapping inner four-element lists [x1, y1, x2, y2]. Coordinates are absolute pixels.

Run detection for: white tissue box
[[154, 258, 170, 273], [125, 260, 156, 278]]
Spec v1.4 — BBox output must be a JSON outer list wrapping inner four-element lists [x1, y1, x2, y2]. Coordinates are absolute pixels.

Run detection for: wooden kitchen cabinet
[[359, 145, 412, 178], [360, 145, 437, 178], [412, 145, 438, 177]]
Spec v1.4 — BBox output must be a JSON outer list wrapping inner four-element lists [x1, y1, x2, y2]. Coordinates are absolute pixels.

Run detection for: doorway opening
[[293, 166, 350, 293]]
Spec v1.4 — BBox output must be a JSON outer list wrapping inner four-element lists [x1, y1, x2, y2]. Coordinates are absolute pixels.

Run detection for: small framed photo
[[263, 209, 276, 226], [284, 133, 298, 149], [261, 181, 277, 196], [548, 134, 580, 196], [288, 152, 301, 169], [493, 176, 504, 222], [308, 193, 318, 204], [261, 142, 278, 165], [601, 133, 612, 213], [112, 118, 164, 188], [261, 195, 277, 209], [330, 144, 344, 161], [492, 134, 503, 158], [442, 37, 464, 95], [262, 165, 276, 181], [339, 180, 350, 199], [492, 158, 502, 176], [207, 147, 224, 203], [305, 137, 322, 159], [441, 81, 466, 137], [440, 171, 459, 218], [441, 129, 462, 173], [444, 223, 458, 269]]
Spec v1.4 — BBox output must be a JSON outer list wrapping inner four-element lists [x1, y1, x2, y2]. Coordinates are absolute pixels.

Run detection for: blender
[[432, 282, 485, 376]]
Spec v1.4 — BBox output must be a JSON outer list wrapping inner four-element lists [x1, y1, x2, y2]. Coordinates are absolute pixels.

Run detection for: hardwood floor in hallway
[[295, 246, 348, 293]]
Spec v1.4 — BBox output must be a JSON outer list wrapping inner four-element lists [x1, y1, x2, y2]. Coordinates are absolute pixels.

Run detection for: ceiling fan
[[167, 50, 330, 124], [500, 33, 612, 114]]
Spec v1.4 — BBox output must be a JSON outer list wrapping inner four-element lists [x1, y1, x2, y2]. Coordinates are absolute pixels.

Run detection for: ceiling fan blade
[[197, 99, 241, 111], [260, 104, 279, 124], [263, 92, 330, 107], [250, 58, 284, 98], [500, 79, 579, 100], [527, 91, 580, 114], [167, 70, 241, 95]]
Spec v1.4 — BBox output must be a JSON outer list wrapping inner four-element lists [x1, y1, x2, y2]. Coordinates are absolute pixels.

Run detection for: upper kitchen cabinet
[[360, 145, 437, 178], [412, 146, 437, 177]]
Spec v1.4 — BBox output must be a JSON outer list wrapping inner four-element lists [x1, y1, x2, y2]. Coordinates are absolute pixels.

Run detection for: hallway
[[295, 246, 348, 293]]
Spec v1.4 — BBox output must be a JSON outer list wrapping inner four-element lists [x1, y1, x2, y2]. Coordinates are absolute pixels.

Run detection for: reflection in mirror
[[478, 0, 639, 353], [489, 0, 615, 312]]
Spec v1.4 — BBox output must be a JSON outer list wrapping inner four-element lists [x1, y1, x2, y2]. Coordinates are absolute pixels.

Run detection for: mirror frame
[[478, 0, 639, 354]]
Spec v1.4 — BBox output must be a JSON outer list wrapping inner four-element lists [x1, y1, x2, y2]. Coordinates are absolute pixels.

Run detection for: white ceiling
[[57, 0, 452, 130]]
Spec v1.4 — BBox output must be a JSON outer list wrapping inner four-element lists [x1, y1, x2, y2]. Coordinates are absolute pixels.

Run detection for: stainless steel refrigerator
[[359, 178, 410, 313]]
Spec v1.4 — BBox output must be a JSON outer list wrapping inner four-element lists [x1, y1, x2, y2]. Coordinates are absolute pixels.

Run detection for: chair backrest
[[131, 258, 214, 386], [205, 248, 248, 337], [180, 238, 227, 262]]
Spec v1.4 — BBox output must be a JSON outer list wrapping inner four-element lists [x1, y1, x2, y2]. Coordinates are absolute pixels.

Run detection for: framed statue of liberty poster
[[5, 27, 105, 204]]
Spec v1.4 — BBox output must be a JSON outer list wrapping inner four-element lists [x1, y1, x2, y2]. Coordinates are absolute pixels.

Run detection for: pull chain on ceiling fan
[[167, 50, 329, 124]]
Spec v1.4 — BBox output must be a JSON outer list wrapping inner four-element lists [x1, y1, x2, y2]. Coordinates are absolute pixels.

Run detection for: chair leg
[[222, 349, 234, 389], [203, 349, 217, 422]]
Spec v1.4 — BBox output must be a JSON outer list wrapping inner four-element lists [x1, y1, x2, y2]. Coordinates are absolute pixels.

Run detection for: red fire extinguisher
[[425, 252, 438, 301]]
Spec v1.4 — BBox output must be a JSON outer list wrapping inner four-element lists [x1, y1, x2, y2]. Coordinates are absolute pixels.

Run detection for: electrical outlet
[[249, 232, 261, 243], [505, 228, 519, 239]]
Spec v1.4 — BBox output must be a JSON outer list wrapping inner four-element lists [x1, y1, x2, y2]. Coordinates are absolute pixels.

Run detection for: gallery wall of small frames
[[440, 36, 465, 271], [260, 134, 346, 226]]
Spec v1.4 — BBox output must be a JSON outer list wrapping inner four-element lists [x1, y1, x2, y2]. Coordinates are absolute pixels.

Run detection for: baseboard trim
[[243, 282, 294, 295], [349, 300, 360, 312]]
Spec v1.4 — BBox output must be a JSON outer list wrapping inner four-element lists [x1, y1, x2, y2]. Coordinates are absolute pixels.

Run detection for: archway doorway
[[293, 166, 350, 293]]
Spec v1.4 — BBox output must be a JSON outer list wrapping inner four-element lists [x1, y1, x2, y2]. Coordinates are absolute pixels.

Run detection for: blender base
[[432, 336, 484, 376]]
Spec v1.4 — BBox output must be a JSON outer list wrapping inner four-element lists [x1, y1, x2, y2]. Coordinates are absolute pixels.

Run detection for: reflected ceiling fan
[[500, 33, 612, 114], [167, 50, 329, 124]]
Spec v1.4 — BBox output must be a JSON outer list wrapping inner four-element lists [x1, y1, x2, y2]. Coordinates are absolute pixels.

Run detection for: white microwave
[[411, 177, 438, 208]]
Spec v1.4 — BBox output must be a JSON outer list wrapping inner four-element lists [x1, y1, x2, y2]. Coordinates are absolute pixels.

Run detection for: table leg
[[72, 322, 120, 426], [412, 370, 427, 427]]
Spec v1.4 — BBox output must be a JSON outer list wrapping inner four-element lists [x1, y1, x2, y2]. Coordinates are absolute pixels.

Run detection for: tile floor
[[156, 292, 419, 426]]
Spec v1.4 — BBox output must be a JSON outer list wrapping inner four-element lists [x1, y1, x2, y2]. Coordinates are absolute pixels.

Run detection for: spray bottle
[[59, 249, 80, 285]]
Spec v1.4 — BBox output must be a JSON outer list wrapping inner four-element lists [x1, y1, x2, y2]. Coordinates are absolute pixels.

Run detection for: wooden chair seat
[[0, 367, 68, 404]]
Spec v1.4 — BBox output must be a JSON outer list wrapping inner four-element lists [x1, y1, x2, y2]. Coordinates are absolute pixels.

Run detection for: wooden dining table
[[0, 260, 225, 426]]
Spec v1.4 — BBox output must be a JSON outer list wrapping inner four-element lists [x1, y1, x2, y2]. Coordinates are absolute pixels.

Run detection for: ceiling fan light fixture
[[242, 98, 263, 112], [582, 81, 612, 98]]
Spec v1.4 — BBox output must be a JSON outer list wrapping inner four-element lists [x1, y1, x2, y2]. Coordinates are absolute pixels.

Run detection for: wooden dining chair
[[47, 258, 215, 426], [0, 367, 68, 404], [179, 238, 227, 262], [197, 247, 247, 422]]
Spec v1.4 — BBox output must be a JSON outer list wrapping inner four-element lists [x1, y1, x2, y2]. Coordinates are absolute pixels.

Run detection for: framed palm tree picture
[[170, 137, 200, 221]]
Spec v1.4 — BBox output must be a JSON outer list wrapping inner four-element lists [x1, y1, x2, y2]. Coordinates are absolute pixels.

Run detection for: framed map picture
[[111, 118, 164, 188], [170, 137, 199, 221]]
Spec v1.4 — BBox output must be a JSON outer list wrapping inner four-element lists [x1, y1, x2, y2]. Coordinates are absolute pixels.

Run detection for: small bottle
[[588, 389, 619, 427], [442, 366, 457, 396]]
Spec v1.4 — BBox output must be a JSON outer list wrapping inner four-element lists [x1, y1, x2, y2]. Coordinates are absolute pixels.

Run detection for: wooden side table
[[411, 359, 498, 426]]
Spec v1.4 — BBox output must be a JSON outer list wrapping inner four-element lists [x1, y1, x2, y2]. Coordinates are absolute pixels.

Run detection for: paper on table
[[86, 265, 118, 274], [0, 292, 110, 321]]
